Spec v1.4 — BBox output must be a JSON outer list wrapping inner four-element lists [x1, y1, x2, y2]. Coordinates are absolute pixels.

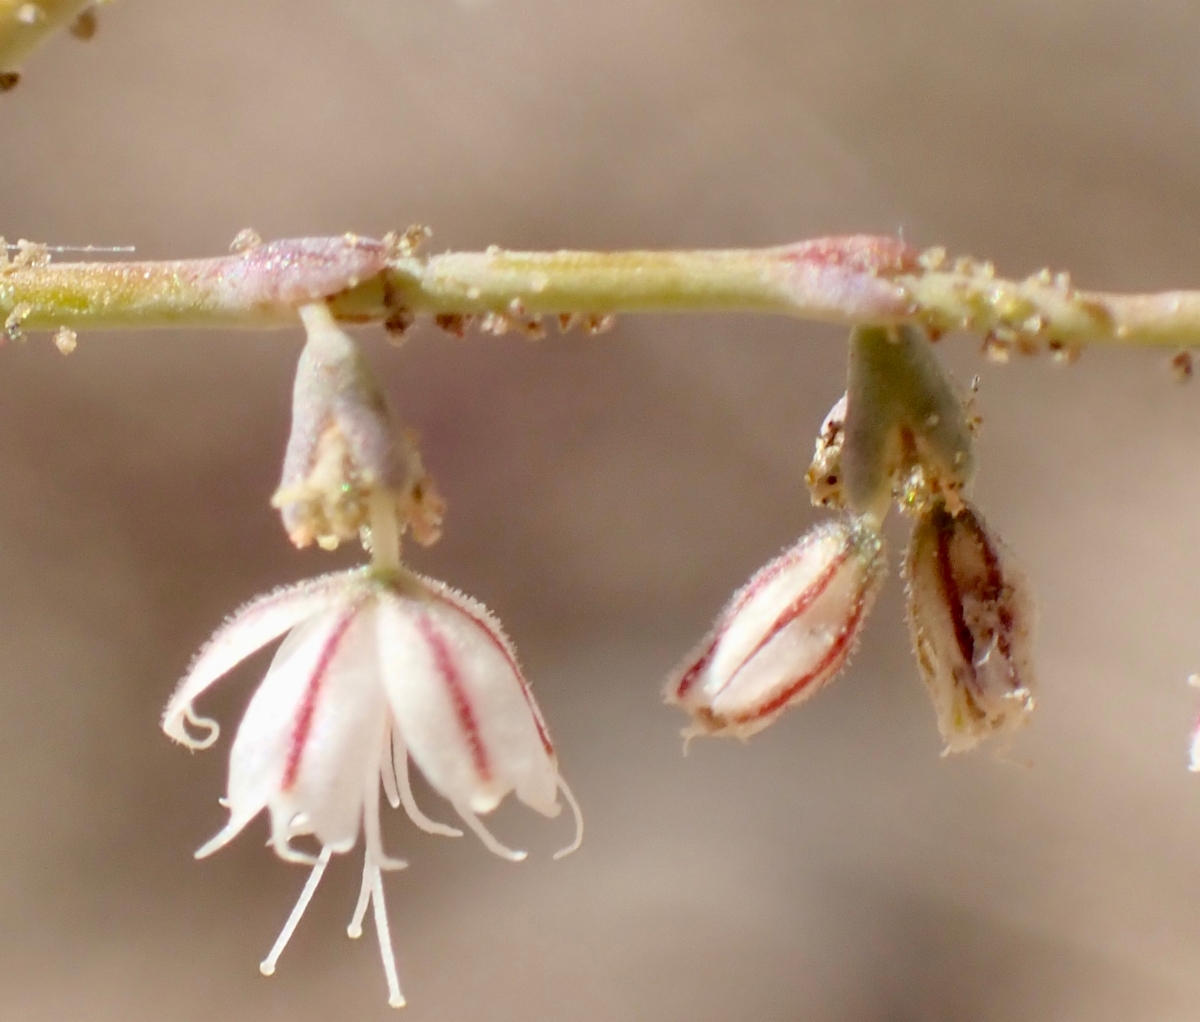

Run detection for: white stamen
[[455, 805, 527, 861], [394, 731, 462, 837], [380, 734, 401, 809], [269, 814, 321, 865], [348, 855, 373, 939], [194, 810, 259, 860], [552, 776, 584, 860], [260, 846, 333, 976], [363, 766, 408, 871], [372, 866, 406, 1007], [353, 769, 406, 939]]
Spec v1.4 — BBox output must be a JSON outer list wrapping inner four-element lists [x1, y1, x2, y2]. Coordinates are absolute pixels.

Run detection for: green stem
[[2, 233, 1199, 349]]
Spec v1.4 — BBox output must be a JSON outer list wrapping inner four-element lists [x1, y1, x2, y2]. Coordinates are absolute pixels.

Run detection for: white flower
[[163, 566, 582, 1008], [666, 517, 886, 739]]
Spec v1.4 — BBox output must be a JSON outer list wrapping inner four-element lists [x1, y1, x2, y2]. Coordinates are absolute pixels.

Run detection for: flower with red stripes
[[666, 516, 887, 739], [163, 565, 581, 1008]]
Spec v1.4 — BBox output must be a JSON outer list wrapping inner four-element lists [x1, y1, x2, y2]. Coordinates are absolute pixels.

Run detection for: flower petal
[[163, 569, 361, 749], [376, 584, 560, 820], [199, 595, 382, 860], [425, 581, 561, 814], [196, 613, 335, 858], [268, 600, 388, 852]]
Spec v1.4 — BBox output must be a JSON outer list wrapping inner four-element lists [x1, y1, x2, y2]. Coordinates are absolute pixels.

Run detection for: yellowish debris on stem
[[0, 0, 96, 83]]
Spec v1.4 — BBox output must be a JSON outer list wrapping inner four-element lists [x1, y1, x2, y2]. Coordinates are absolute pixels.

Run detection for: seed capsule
[[905, 502, 1035, 753]]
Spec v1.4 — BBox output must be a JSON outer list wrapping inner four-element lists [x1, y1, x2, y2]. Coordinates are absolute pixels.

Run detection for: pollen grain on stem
[[0, 0, 98, 85]]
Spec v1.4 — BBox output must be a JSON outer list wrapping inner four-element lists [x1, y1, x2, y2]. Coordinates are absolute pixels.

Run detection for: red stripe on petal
[[416, 613, 494, 783], [672, 636, 719, 699], [675, 540, 817, 700], [718, 546, 852, 698], [731, 597, 868, 726], [428, 590, 555, 758], [281, 606, 360, 792], [725, 543, 810, 619]]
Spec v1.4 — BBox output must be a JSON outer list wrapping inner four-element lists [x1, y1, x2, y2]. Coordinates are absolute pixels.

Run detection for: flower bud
[[667, 517, 886, 739], [905, 501, 1035, 753], [821, 325, 975, 520], [272, 302, 444, 550]]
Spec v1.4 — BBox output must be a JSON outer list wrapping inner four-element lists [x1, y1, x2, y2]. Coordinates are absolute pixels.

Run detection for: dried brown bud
[[905, 502, 1035, 754], [805, 394, 848, 509]]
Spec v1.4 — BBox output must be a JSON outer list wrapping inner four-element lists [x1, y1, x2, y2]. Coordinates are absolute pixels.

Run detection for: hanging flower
[[666, 516, 887, 739], [905, 500, 1035, 753], [163, 565, 582, 1009]]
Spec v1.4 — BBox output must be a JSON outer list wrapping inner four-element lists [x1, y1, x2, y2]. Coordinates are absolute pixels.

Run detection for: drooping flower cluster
[[160, 262, 1041, 1011], [667, 324, 1036, 755]]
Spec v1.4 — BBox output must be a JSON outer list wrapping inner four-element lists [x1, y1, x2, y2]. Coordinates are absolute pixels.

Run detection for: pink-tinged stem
[[3, 233, 1200, 347]]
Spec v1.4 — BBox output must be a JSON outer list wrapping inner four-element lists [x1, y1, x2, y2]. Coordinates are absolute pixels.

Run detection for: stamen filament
[[371, 867, 406, 1008], [394, 731, 463, 837], [348, 856, 372, 940], [553, 777, 585, 860], [380, 733, 401, 809], [260, 846, 333, 976], [455, 804, 527, 861], [363, 765, 408, 871]]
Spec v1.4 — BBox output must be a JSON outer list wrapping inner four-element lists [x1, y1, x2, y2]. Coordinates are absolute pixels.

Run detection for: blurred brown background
[[4, 1, 1200, 1019]]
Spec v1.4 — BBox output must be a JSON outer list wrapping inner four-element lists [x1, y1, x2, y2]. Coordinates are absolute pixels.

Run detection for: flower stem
[[3, 233, 1200, 349], [368, 492, 401, 574]]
